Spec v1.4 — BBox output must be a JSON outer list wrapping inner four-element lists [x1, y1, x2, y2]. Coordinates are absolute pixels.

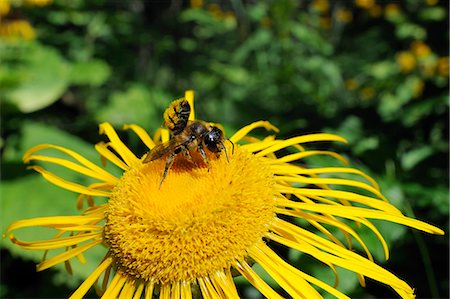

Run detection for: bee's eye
[[204, 127, 223, 153]]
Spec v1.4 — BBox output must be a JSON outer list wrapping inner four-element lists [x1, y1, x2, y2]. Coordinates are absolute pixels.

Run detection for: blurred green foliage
[[1, 0, 448, 298]]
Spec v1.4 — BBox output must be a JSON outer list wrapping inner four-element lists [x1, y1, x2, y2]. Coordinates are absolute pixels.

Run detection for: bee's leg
[[181, 146, 196, 166], [159, 150, 178, 189], [197, 143, 209, 168]]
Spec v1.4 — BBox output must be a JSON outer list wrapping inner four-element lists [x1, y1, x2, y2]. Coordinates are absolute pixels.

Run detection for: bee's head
[[203, 126, 224, 153]]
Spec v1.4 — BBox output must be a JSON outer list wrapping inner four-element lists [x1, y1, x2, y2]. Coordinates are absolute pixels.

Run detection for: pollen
[[103, 146, 275, 284]]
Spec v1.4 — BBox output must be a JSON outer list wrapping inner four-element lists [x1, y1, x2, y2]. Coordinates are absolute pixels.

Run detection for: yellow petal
[[28, 165, 110, 197], [99, 122, 138, 166], [277, 185, 401, 215], [95, 142, 129, 170], [256, 133, 347, 157], [280, 201, 444, 235], [69, 257, 113, 299], [234, 259, 283, 299], [26, 154, 118, 184], [230, 120, 280, 143], [270, 150, 348, 165], [9, 232, 101, 250], [185, 90, 195, 120], [123, 124, 156, 150], [37, 239, 102, 271], [23, 144, 118, 183]]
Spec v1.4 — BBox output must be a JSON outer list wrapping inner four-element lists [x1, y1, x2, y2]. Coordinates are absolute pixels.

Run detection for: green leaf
[[418, 7, 447, 21], [1, 43, 70, 113], [70, 59, 111, 86], [401, 146, 434, 171], [96, 84, 171, 131]]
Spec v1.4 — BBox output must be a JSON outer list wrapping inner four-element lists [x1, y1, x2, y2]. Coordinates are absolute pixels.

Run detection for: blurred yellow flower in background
[[396, 51, 417, 73], [0, 0, 11, 17], [24, 0, 53, 7], [437, 56, 449, 77], [0, 19, 36, 40], [336, 8, 353, 23], [411, 41, 432, 58], [355, 0, 375, 9]]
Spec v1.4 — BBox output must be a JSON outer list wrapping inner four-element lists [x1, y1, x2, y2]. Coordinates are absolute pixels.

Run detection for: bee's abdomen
[[164, 99, 191, 135]]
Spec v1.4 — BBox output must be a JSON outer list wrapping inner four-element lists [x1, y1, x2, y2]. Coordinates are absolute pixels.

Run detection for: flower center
[[104, 146, 275, 284]]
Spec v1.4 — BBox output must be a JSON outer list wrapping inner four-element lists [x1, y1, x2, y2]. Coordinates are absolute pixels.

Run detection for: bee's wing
[[143, 139, 178, 163]]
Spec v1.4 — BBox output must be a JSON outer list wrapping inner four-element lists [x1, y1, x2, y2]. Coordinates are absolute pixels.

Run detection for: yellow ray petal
[[123, 124, 156, 150], [250, 244, 322, 299], [69, 257, 113, 299], [26, 155, 119, 184], [276, 185, 401, 215], [275, 207, 375, 261], [271, 166, 380, 189], [180, 282, 192, 299], [101, 272, 127, 299], [161, 128, 170, 142], [241, 139, 280, 153], [144, 282, 154, 299], [9, 232, 101, 250], [271, 150, 348, 165], [230, 120, 280, 143], [119, 278, 136, 299], [132, 282, 145, 299], [269, 232, 415, 297], [160, 284, 170, 299], [185, 90, 195, 120], [99, 122, 138, 166], [28, 165, 110, 197], [279, 201, 444, 235], [274, 175, 387, 201], [37, 239, 102, 271], [234, 260, 283, 299], [210, 271, 239, 299], [198, 277, 220, 299], [171, 282, 181, 299], [5, 215, 102, 235], [95, 142, 129, 170], [256, 243, 350, 299], [23, 144, 118, 183], [256, 133, 347, 157]]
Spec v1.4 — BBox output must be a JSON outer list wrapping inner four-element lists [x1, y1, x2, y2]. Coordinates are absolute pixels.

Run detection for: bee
[[144, 98, 233, 188]]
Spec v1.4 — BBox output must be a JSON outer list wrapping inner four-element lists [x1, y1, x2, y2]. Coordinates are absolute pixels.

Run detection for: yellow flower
[[6, 91, 443, 299], [190, 0, 203, 8], [412, 78, 425, 98], [336, 8, 353, 23], [410, 41, 432, 58], [345, 78, 359, 90], [24, 0, 53, 6], [0, 0, 11, 17], [360, 86, 375, 100], [368, 4, 382, 17], [385, 3, 401, 18], [0, 19, 36, 40], [312, 0, 329, 13], [425, 0, 438, 5], [396, 51, 417, 73], [355, 0, 375, 9], [437, 56, 449, 77]]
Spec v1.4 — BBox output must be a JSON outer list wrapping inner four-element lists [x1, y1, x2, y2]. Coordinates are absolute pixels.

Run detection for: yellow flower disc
[[104, 146, 275, 284]]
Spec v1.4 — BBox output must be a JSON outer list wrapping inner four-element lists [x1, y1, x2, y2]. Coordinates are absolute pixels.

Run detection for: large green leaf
[[1, 43, 71, 113]]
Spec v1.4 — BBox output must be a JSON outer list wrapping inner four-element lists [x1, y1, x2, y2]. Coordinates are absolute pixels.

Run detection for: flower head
[[6, 90, 444, 298]]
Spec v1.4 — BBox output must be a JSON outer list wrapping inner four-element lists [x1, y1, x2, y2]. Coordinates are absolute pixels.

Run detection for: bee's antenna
[[221, 141, 229, 162], [226, 138, 235, 155]]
